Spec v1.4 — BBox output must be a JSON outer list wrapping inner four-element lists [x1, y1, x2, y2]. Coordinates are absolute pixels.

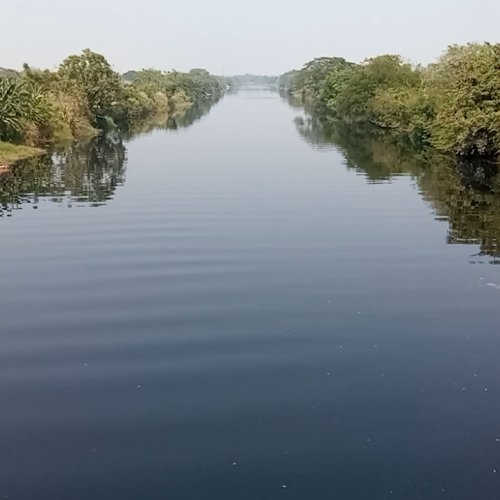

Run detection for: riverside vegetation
[[0, 97, 219, 217], [280, 43, 500, 161], [0, 49, 225, 164]]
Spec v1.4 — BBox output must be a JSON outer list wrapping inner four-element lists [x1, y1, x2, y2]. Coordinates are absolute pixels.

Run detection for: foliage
[[282, 43, 500, 158], [131, 68, 225, 103], [0, 78, 52, 142], [58, 49, 127, 128], [297, 57, 357, 103], [0, 49, 225, 159], [427, 43, 500, 156], [335, 56, 420, 122], [278, 70, 298, 92]]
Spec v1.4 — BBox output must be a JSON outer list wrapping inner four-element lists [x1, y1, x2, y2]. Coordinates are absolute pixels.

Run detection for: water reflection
[[166, 99, 219, 129], [0, 99, 219, 217], [0, 134, 126, 216], [123, 97, 221, 137], [294, 113, 500, 258]]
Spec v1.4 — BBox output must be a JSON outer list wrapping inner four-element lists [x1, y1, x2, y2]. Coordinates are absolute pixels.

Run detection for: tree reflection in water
[[0, 98, 219, 217], [293, 111, 500, 259], [0, 133, 126, 216]]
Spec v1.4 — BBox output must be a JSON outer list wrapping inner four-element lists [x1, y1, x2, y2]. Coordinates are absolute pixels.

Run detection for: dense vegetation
[[280, 43, 500, 159], [0, 49, 225, 163]]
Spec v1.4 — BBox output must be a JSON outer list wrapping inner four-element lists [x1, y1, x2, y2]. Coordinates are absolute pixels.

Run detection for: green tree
[[335, 55, 421, 123], [58, 49, 124, 126], [428, 43, 500, 156], [295, 57, 355, 102]]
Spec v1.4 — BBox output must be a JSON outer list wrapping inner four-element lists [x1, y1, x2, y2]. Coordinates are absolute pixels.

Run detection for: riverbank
[[0, 141, 44, 167], [0, 49, 226, 160], [0, 93, 221, 170], [280, 43, 500, 159]]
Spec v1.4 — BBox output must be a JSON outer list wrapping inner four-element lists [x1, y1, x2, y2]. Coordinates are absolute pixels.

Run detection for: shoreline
[[0, 97, 217, 171], [0, 141, 45, 168]]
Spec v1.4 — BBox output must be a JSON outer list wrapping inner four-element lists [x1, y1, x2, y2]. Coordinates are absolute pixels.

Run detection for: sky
[[1, 0, 499, 75]]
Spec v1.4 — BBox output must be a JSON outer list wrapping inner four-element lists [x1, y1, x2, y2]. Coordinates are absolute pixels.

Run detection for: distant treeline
[[227, 74, 278, 87], [0, 49, 225, 157], [280, 43, 500, 159]]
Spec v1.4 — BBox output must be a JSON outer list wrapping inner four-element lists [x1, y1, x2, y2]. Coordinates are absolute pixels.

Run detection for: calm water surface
[[1, 89, 500, 500]]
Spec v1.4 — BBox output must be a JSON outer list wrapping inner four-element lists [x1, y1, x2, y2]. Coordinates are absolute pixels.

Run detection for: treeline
[[280, 43, 500, 159], [227, 74, 278, 88], [0, 49, 225, 157]]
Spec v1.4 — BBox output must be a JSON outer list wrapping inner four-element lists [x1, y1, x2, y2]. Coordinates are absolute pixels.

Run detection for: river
[[1, 88, 499, 500]]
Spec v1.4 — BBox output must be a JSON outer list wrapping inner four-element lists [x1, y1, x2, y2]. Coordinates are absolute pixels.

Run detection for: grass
[[0, 141, 45, 166]]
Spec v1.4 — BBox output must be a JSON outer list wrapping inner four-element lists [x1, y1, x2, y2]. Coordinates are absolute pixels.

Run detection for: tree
[[295, 57, 355, 101], [428, 43, 500, 156], [335, 55, 421, 123], [58, 49, 124, 125]]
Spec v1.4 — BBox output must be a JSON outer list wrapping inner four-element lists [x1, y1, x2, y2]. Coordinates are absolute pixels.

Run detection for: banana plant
[[0, 78, 51, 140], [0, 79, 24, 138]]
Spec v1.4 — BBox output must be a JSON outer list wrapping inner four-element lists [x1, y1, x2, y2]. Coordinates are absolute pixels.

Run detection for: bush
[[283, 43, 500, 158], [0, 49, 225, 151]]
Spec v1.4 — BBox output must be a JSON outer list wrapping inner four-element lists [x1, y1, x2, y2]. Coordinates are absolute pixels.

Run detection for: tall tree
[[58, 49, 123, 125]]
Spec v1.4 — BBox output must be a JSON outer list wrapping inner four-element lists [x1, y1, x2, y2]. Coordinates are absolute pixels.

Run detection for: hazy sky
[[2, 0, 499, 75]]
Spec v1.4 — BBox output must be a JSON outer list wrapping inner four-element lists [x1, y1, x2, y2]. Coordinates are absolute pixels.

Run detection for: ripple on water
[[276, 322, 381, 360]]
